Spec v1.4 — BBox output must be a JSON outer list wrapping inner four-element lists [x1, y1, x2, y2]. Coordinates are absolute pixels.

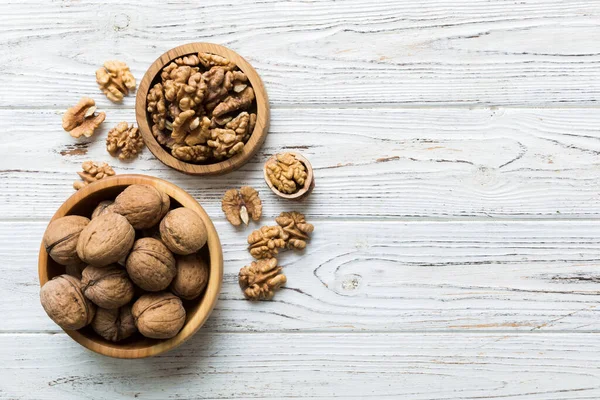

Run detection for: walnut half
[[96, 60, 136, 102], [239, 258, 286, 301], [222, 186, 262, 226], [248, 225, 288, 259], [106, 122, 144, 160], [276, 211, 314, 250], [266, 153, 308, 194], [62, 97, 106, 138], [73, 161, 115, 190]]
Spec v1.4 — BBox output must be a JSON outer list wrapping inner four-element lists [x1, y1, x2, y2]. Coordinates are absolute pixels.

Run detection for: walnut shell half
[[43, 216, 90, 266], [159, 208, 208, 255], [40, 275, 96, 330], [132, 292, 186, 339], [76, 213, 135, 267], [82, 265, 135, 309], [92, 305, 137, 342]]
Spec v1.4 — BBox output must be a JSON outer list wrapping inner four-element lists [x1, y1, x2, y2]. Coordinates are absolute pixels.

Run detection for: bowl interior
[[39, 175, 222, 358], [136, 42, 270, 176]]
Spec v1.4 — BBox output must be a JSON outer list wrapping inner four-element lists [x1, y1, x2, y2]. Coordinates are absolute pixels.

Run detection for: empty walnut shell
[[91, 200, 114, 219], [132, 292, 186, 339], [77, 213, 135, 267], [159, 208, 208, 255], [126, 238, 176, 291], [81, 265, 135, 309], [112, 184, 170, 229], [91, 305, 137, 342], [43, 216, 90, 266], [170, 254, 209, 300], [40, 274, 96, 330]]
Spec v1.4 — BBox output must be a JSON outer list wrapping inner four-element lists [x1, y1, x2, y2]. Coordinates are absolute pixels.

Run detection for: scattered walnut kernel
[[62, 97, 106, 138], [222, 186, 262, 226], [276, 211, 314, 250], [146, 52, 257, 164], [106, 122, 144, 160], [73, 161, 115, 190], [239, 258, 286, 301], [266, 153, 308, 194], [96, 60, 136, 102], [248, 225, 288, 259]]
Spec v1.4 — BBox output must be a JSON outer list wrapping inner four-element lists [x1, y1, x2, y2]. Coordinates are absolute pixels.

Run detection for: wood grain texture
[[135, 43, 270, 175], [1, 0, 600, 107], [6, 220, 600, 333], [1, 108, 599, 220], [2, 332, 600, 399]]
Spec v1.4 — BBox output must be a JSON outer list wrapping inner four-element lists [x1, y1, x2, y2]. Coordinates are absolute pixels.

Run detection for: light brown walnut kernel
[[239, 258, 286, 301], [147, 83, 167, 130], [213, 86, 255, 117], [171, 144, 212, 163], [175, 54, 200, 66], [73, 161, 115, 191], [247, 225, 288, 259], [62, 97, 106, 139], [221, 186, 262, 226], [106, 122, 144, 160], [96, 60, 136, 102], [198, 52, 236, 70], [207, 128, 244, 159], [266, 153, 308, 194], [184, 116, 211, 146], [276, 211, 314, 250]]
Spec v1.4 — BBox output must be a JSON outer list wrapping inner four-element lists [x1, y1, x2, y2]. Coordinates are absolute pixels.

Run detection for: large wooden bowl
[[136, 43, 270, 175], [38, 175, 223, 358]]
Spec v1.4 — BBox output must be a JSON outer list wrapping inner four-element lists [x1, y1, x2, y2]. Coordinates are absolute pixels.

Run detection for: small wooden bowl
[[38, 175, 223, 359], [136, 43, 270, 176], [264, 152, 315, 200]]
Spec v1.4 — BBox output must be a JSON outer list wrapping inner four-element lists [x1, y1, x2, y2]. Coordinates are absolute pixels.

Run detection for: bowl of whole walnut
[[136, 43, 269, 176], [38, 175, 223, 358]]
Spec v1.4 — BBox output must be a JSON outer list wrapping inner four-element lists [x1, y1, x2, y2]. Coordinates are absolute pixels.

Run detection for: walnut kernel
[[73, 161, 115, 190], [106, 122, 144, 160], [62, 97, 106, 138], [239, 258, 286, 301], [248, 225, 288, 259], [96, 60, 136, 102], [266, 153, 307, 194], [221, 186, 262, 226], [276, 211, 314, 250]]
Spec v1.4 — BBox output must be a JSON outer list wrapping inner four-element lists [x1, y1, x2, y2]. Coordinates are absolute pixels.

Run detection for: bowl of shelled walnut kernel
[[38, 174, 223, 358], [136, 43, 270, 176]]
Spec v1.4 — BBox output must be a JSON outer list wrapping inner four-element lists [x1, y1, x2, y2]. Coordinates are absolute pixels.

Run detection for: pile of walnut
[[239, 211, 314, 301], [40, 184, 210, 342], [146, 52, 257, 163]]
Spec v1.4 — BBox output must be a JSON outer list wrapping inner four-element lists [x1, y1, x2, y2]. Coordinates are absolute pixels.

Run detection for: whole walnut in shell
[[126, 238, 176, 291], [91, 200, 114, 219], [77, 213, 135, 267], [160, 208, 208, 255], [132, 292, 186, 339], [112, 184, 170, 229], [81, 265, 134, 309], [40, 274, 96, 330], [170, 254, 209, 300], [43, 216, 90, 265], [92, 305, 137, 342]]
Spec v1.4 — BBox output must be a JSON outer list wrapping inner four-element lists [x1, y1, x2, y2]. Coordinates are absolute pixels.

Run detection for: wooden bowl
[[264, 152, 315, 200], [38, 175, 223, 359], [136, 43, 270, 176]]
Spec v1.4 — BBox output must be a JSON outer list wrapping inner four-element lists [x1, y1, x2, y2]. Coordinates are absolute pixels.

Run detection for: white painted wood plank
[[2, 108, 600, 220], [4, 220, 600, 333], [1, 0, 600, 107], [2, 332, 600, 399]]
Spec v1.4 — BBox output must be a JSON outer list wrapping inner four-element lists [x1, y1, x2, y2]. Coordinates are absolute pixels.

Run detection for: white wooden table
[[2, 1, 600, 398]]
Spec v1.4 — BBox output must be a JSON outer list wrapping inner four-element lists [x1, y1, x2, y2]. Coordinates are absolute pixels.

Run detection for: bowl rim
[[38, 174, 223, 359], [135, 42, 270, 176]]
